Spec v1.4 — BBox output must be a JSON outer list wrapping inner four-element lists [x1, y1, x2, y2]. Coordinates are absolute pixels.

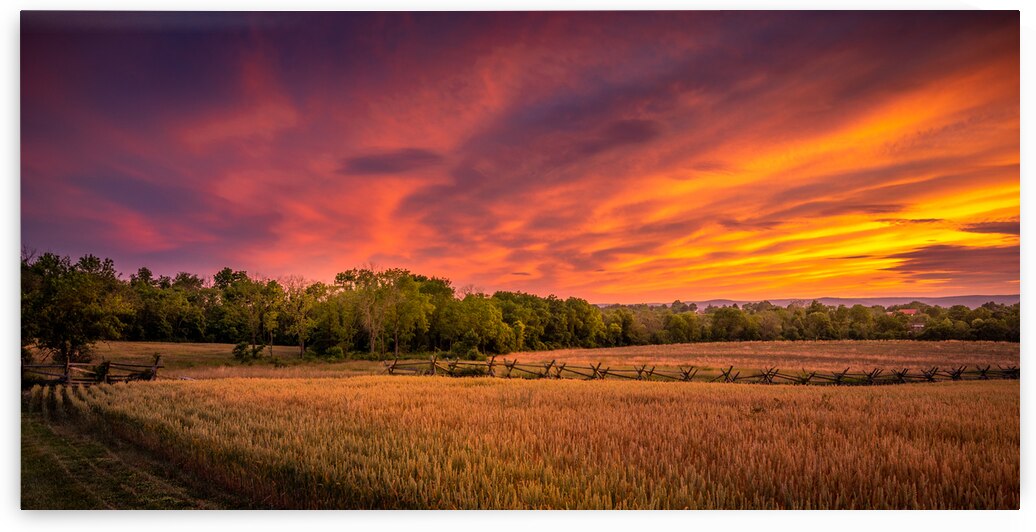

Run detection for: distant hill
[[601, 295, 1019, 309]]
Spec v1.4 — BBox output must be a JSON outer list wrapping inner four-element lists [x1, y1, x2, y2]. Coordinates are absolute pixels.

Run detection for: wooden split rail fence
[[22, 355, 163, 386], [382, 356, 1019, 386]]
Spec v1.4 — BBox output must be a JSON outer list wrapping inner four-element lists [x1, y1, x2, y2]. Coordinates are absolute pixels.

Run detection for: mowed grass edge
[[20, 412, 255, 509]]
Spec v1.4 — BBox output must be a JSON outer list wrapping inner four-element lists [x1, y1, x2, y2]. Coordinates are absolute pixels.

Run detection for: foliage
[[21, 252, 131, 362], [324, 346, 345, 360], [281, 276, 319, 358], [20, 252, 1021, 364], [232, 341, 265, 362]]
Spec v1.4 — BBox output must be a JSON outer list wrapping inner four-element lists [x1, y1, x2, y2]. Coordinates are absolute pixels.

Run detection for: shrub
[[325, 346, 345, 360], [451, 345, 485, 361], [453, 365, 487, 377], [232, 342, 265, 362]]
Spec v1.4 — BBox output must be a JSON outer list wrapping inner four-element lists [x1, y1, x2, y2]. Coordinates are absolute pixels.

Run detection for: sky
[[21, 11, 1020, 303]]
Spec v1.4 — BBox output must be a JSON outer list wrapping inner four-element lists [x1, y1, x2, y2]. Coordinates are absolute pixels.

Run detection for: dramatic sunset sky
[[21, 11, 1019, 303]]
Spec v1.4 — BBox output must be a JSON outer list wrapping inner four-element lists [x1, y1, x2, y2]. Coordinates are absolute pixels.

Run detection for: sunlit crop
[[511, 339, 1019, 371], [27, 377, 1019, 509]]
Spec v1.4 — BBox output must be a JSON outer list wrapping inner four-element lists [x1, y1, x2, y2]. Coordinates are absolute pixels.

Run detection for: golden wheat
[[29, 377, 1019, 509], [511, 340, 1019, 371]]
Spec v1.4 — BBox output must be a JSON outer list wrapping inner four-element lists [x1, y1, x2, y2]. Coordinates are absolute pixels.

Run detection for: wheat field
[[510, 340, 1020, 371], [26, 376, 1019, 509], [31, 340, 1020, 381]]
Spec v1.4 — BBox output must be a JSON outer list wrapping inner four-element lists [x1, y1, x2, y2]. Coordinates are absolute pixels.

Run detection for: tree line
[[21, 251, 1020, 364]]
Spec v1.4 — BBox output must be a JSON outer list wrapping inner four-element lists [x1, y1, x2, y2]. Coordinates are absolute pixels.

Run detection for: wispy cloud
[[960, 221, 1020, 235], [340, 148, 444, 175], [21, 11, 1019, 301]]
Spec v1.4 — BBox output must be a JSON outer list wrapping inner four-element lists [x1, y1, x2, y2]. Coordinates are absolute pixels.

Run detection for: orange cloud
[[21, 12, 1019, 302]]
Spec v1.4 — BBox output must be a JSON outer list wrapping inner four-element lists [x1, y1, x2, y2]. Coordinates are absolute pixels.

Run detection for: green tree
[[804, 311, 834, 340], [564, 297, 606, 348], [282, 276, 319, 358], [443, 294, 512, 356], [337, 267, 393, 357], [710, 307, 749, 341], [384, 271, 434, 357], [602, 307, 637, 346], [310, 285, 359, 356], [754, 310, 783, 341], [22, 252, 131, 363], [664, 311, 701, 343], [493, 291, 550, 350], [418, 276, 456, 352], [847, 305, 875, 339], [875, 311, 907, 339], [220, 272, 282, 358]]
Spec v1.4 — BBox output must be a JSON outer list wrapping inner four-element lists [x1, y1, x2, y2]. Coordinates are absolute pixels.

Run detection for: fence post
[[541, 360, 555, 379], [147, 355, 161, 381], [96, 361, 111, 384], [429, 355, 437, 376]]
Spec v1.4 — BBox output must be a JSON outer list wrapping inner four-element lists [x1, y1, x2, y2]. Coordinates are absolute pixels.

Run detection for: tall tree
[[281, 276, 319, 358], [337, 267, 391, 357], [384, 271, 434, 357], [309, 284, 359, 356], [21, 252, 131, 363], [220, 272, 282, 357]]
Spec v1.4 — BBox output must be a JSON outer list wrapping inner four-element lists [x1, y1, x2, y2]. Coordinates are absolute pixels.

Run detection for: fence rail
[[382, 356, 1019, 386], [22, 355, 163, 386]]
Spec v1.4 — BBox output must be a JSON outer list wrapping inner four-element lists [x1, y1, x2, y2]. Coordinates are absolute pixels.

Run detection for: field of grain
[[28, 377, 1019, 509], [511, 340, 1020, 371], [45, 340, 1021, 381]]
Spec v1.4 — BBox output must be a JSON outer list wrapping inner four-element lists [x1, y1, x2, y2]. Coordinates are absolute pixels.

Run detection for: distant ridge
[[602, 295, 1019, 309]]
